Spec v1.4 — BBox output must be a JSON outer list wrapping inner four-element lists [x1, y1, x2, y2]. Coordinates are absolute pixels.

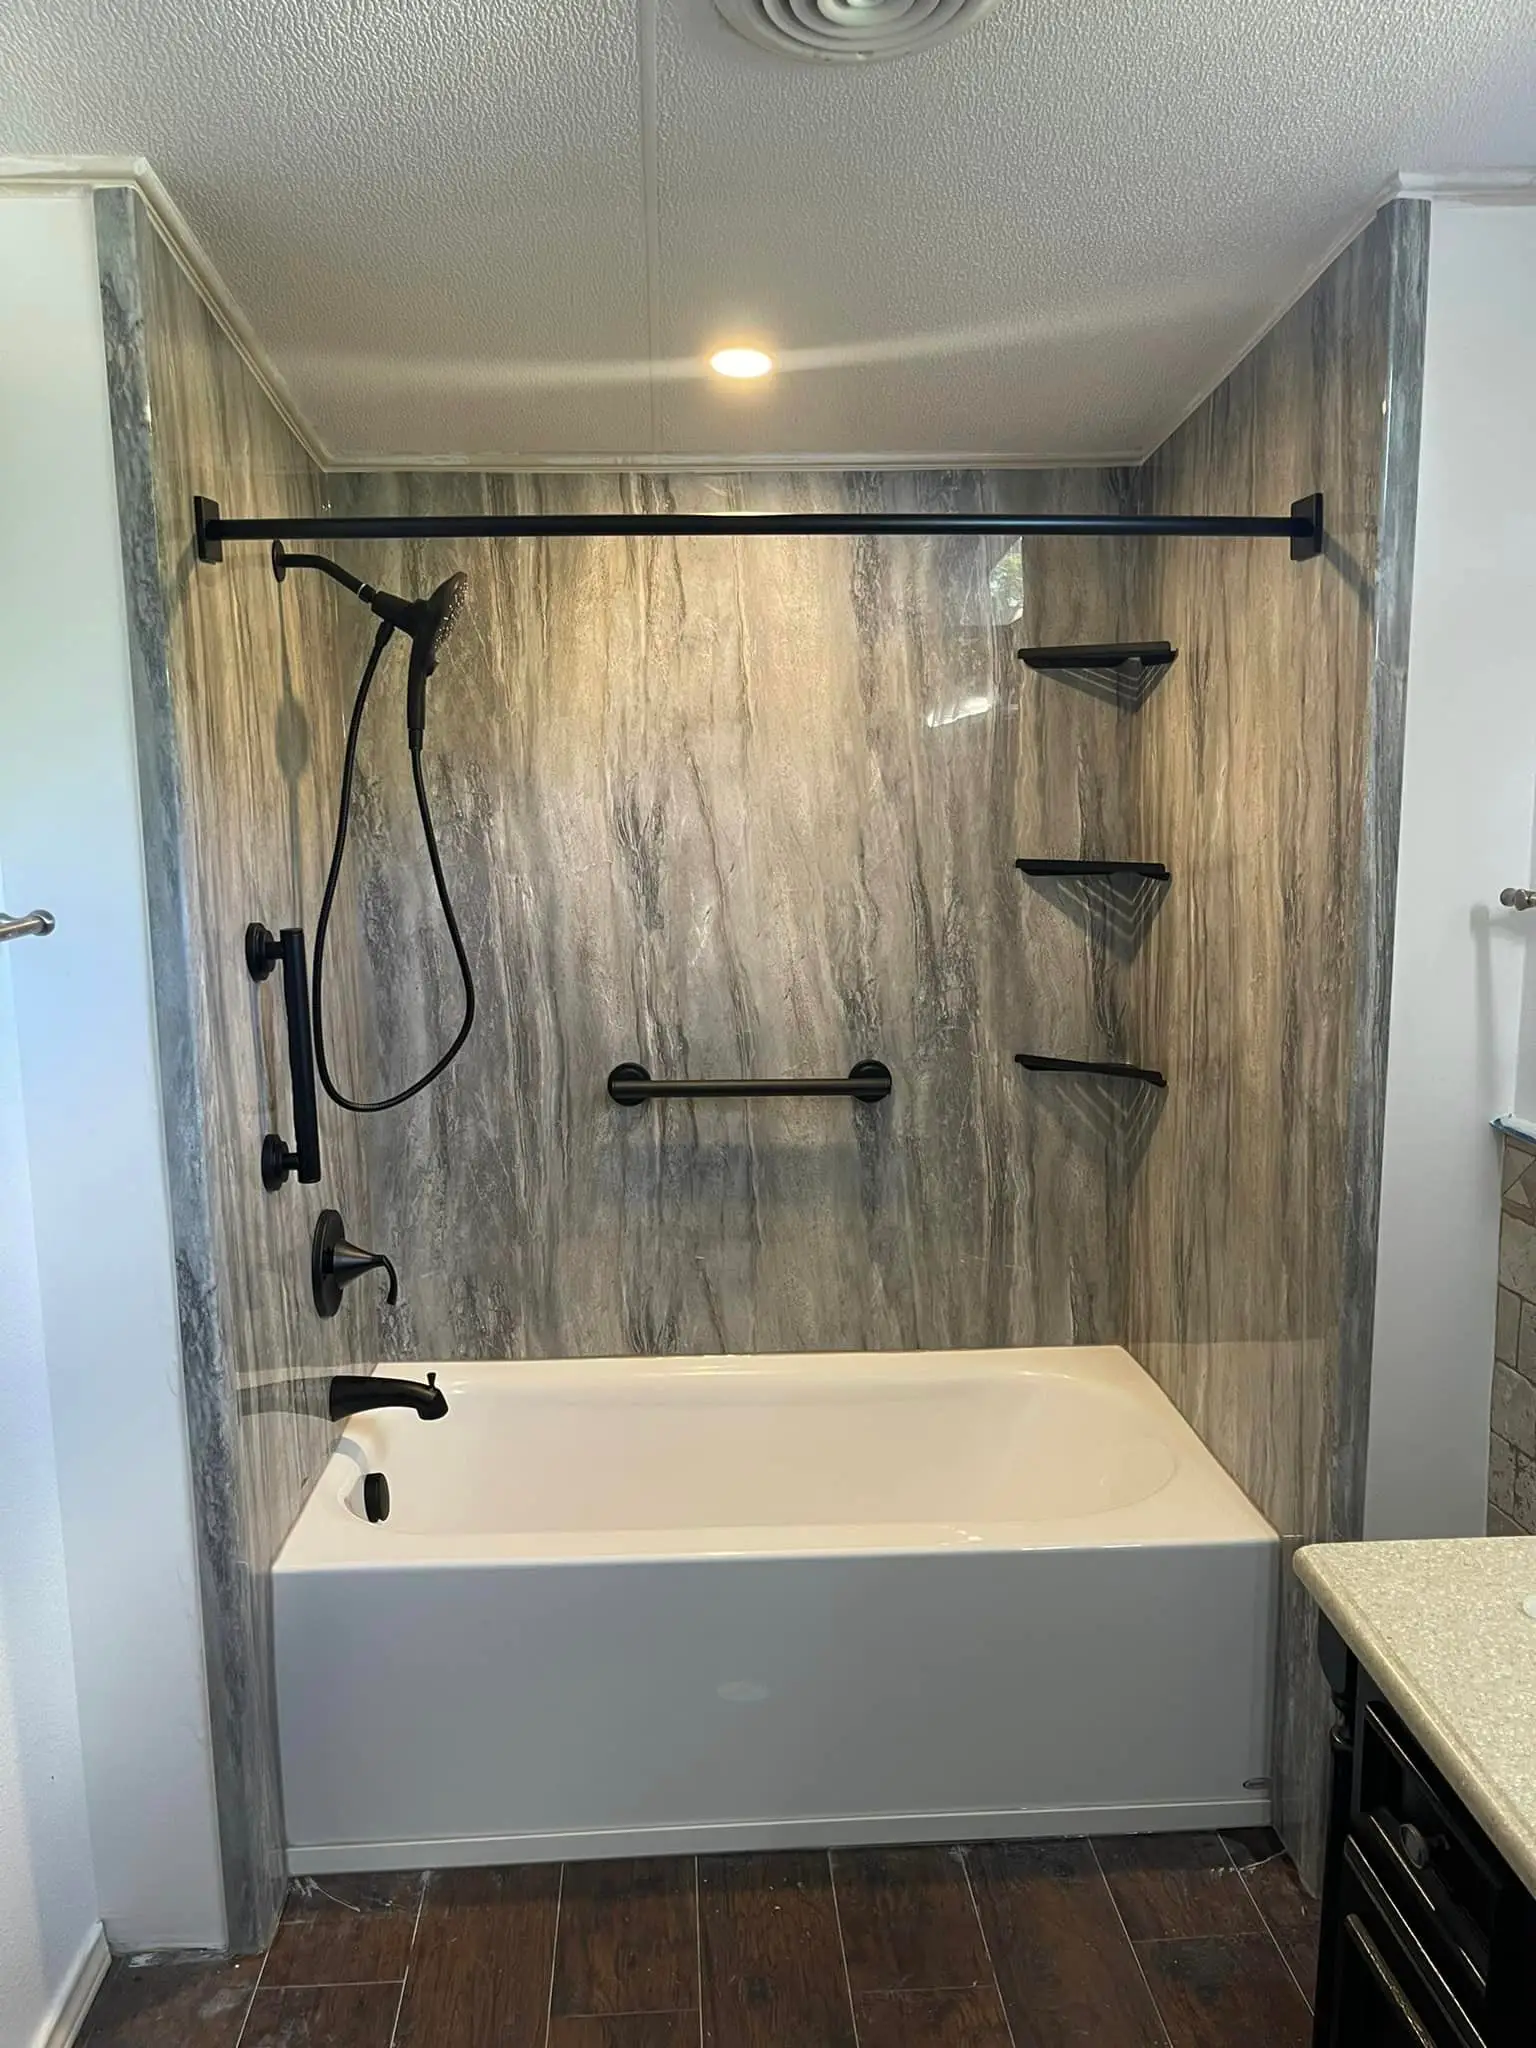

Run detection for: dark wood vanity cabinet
[[1313, 1620, 1536, 2048]]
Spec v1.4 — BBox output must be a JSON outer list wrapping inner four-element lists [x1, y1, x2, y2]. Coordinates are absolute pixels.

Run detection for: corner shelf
[[1016, 858, 1170, 882], [1015, 1053, 1167, 1088], [1017, 641, 1177, 673]]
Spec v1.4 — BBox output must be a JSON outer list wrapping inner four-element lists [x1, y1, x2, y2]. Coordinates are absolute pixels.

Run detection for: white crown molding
[[324, 448, 1142, 473], [0, 154, 327, 464], [0, 151, 1140, 476], [1122, 171, 1536, 461], [14, 154, 1505, 479], [1133, 181, 1402, 463], [1394, 169, 1536, 204]]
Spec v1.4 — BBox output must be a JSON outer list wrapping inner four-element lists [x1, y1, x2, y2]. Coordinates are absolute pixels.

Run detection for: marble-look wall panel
[[1125, 200, 1429, 1882], [325, 467, 1147, 1362], [96, 190, 379, 1949], [1489, 1136, 1536, 1535]]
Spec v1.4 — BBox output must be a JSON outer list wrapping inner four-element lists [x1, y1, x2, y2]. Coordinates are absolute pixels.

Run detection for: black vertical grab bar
[[246, 923, 323, 1189]]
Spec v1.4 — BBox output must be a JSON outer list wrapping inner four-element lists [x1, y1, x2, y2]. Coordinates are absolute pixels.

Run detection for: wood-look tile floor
[[79, 1831, 1319, 2048]]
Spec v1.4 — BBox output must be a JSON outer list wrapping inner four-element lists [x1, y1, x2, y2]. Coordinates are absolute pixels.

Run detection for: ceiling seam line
[[638, 0, 663, 457]]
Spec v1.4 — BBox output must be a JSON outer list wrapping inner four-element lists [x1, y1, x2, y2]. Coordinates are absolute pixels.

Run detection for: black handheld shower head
[[271, 539, 477, 1115], [272, 542, 469, 743], [400, 573, 468, 746]]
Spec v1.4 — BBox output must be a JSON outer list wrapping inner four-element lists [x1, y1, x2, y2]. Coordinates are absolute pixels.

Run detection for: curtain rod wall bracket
[[193, 492, 1326, 563], [1290, 492, 1324, 562], [194, 494, 223, 564]]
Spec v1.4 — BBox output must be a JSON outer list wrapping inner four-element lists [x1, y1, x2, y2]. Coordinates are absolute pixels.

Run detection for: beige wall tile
[[1497, 1285, 1521, 1367], [1500, 1211, 1536, 1299], [1492, 1365, 1536, 1457], [1490, 1431, 1521, 1522]]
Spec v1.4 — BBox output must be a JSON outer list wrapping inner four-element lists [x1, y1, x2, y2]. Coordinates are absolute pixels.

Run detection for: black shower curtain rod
[[193, 493, 1325, 563]]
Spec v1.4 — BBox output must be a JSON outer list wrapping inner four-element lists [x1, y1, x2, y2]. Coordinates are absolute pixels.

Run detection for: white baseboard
[[35, 1923, 109, 2048], [288, 1796, 1272, 1875]]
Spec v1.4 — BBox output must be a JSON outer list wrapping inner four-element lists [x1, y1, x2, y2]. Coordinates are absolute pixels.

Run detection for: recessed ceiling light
[[709, 346, 775, 380]]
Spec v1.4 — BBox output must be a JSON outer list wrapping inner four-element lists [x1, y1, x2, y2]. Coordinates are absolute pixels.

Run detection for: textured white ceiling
[[3, 0, 1534, 465]]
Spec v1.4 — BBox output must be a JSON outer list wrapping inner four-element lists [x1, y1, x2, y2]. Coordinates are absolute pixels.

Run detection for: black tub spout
[[329, 1372, 448, 1422]]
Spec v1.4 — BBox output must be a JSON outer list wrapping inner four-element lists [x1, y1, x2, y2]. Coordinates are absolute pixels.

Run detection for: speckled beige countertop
[[1296, 1537, 1536, 1895]]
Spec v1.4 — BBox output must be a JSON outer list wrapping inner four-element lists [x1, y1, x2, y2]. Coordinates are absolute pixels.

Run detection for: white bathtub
[[274, 1345, 1277, 1873]]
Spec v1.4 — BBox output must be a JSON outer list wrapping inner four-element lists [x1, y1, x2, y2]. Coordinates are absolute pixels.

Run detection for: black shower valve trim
[[312, 1208, 399, 1319]]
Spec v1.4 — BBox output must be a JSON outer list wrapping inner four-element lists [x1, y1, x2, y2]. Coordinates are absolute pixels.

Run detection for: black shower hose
[[311, 620, 476, 1112]]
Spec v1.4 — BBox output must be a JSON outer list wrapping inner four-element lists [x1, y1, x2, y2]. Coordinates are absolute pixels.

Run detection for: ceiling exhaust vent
[[714, 0, 1004, 62]]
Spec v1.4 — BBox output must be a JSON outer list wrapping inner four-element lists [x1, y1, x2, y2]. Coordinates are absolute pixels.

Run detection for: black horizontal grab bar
[[195, 495, 1324, 561], [1018, 641, 1178, 672], [608, 1060, 892, 1106], [1015, 1053, 1167, 1088], [1016, 859, 1171, 881]]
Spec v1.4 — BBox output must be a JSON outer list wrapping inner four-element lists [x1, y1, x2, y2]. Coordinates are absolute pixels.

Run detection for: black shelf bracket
[[1016, 859, 1170, 882], [609, 1060, 892, 1107], [193, 494, 1326, 563], [247, 922, 323, 1189], [1015, 1053, 1167, 1088], [1018, 641, 1177, 674]]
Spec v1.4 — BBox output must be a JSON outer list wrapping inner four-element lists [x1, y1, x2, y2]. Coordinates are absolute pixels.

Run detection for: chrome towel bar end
[[0, 909, 55, 943]]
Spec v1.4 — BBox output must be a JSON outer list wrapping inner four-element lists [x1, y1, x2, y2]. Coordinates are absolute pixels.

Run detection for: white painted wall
[[1365, 202, 1536, 1538], [0, 185, 225, 1948], [0, 892, 104, 2048]]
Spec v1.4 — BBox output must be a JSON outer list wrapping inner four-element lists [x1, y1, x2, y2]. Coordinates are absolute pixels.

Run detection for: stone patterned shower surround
[[325, 467, 1146, 1362], [96, 189, 380, 1949], [102, 190, 1426, 1933], [1125, 199, 1430, 1879]]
